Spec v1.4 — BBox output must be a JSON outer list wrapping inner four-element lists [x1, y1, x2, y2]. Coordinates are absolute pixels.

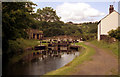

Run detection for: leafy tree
[[36, 7, 60, 22], [62, 24, 82, 35], [2, 2, 36, 40], [77, 22, 98, 40], [30, 19, 43, 29], [44, 27, 64, 37], [42, 21, 65, 37], [2, 2, 36, 63], [90, 28, 97, 33], [80, 22, 98, 34]]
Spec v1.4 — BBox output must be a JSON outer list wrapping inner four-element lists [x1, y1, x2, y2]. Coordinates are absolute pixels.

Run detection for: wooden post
[[31, 33, 33, 39], [35, 34, 36, 39], [39, 34, 40, 39]]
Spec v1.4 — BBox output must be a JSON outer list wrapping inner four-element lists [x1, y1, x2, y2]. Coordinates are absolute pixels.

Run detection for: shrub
[[108, 27, 120, 41]]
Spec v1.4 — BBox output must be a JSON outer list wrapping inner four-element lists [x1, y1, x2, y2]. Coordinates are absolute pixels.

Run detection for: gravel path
[[72, 42, 118, 75]]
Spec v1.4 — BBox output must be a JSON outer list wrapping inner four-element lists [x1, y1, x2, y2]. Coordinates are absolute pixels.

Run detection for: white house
[[98, 5, 120, 41]]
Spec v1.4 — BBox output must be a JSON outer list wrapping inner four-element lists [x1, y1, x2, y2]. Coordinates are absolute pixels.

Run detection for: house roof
[[98, 10, 120, 23]]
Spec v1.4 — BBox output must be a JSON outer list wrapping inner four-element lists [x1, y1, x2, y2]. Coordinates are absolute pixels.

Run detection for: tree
[[36, 7, 60, 22], [2, 2, 36, 40], [2, 2, 36, 63], [108, 27, 120, 40], [44, 27, 64, 37], [62, 24, 82, 35], [42, 21, 65, 37]]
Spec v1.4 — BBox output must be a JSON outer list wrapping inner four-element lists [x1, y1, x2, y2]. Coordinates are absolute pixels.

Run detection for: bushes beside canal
[[8, 38, 40, 54], [7, 38, 41, 64], [90, 40, 118, 56], [44, 42, 95, 75]]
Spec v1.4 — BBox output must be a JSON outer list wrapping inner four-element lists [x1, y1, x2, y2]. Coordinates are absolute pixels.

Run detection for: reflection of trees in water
[[4, 51, 80, 75], [24, 49, 78, 63]]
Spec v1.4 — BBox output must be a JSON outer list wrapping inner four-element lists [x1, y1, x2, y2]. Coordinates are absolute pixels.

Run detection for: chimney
[[109, 5, 114, 14]]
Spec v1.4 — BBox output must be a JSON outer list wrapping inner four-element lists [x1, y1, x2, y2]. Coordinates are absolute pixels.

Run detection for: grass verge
[[90, 40, 118, 56], [43, 42, 95, 76], [16, 38, 40, 48]]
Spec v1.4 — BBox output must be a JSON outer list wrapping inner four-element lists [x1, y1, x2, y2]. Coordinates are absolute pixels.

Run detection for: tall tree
[[36, 7, 60, 22], [2, 2, 36, 40], [2, 2, 36, 63]]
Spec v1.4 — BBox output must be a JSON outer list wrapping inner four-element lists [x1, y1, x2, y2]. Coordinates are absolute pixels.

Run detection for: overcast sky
[[31, 1, 118, 23]]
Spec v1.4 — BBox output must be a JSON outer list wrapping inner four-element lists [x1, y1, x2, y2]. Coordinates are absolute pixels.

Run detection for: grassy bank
[[90, 40, 118, 56], [15, 38, 41, 48], [11, 38, 48, 49], [9, 38, 48, 64], [43, 42, 95, 75]]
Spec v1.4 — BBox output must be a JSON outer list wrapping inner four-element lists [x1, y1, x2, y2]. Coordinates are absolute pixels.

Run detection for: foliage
[[108, 27, 120, 40], [8, 39, 24, 57], [30, 19, 43, 29], [2, 2, 36, 40], [40, 21, 65, 37], [76, 22, 98, 41], [2, 2, 36, 63], [7, 38, 40, 61], [80, 22, 98, 34], [40, 21, 83, 37], [35, 7, 60, 22], [44, 27, 64, 37], [31, 7, 64, 37], [82, 33, 97, 41], [62, 24, 83, 35]]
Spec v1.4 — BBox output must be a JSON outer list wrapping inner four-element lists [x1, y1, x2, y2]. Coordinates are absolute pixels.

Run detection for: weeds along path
[[71, 42, 118, 75]]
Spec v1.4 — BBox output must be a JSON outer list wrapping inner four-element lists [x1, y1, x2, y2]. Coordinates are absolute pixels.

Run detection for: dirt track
[[71, 42, 118, 75]]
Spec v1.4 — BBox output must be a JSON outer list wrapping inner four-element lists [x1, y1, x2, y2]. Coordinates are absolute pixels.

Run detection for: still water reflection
[[6, 52, 80, 75]]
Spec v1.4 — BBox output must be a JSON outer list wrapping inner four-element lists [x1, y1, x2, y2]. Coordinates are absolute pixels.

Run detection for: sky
[[31, 1, 119, 23]]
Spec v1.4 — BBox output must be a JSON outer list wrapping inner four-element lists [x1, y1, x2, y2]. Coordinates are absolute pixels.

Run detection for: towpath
[[71, 42, 118, 75]]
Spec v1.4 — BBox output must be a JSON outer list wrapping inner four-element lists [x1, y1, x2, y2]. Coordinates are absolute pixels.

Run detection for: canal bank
[[8, 39, 50, 64], [44, 42, 95, 75], [8, 39, 41, 64]]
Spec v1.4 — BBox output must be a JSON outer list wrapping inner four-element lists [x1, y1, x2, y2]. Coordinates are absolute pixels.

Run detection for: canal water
[[5, 52, 80, 75]]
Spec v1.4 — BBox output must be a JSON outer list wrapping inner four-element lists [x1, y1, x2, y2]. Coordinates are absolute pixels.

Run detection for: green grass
[[90, 40, 118, 56], [43, 42, 95, 76], [42, 42, 49, 45], [16, 38, 40, 48], [16, 38, 49, 48]]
